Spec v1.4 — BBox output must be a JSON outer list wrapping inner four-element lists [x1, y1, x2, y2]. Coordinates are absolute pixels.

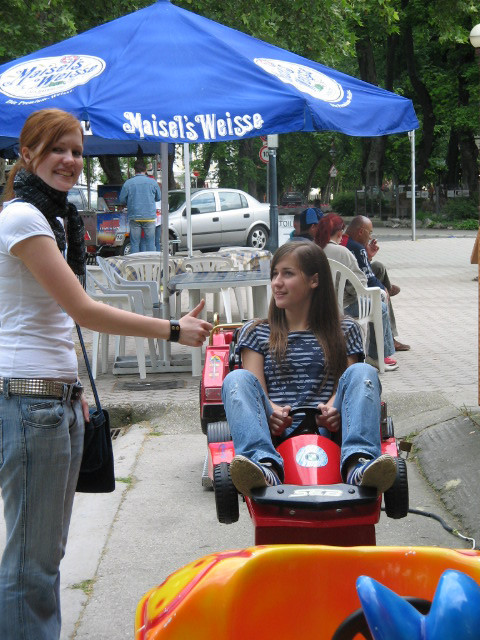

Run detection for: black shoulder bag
[[75, 324, 115, 493]]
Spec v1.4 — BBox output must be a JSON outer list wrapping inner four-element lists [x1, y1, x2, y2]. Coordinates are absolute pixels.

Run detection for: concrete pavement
[[2, 226, 479, 638]]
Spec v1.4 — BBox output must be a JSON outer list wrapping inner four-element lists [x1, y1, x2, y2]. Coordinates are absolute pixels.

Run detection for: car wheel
[[213, 462, 239, 524], [384, 457, 409, 519], [247, 225, 269, 249], [207, 421, 232, 444], [168, 233, 178, 255], [121, 240, 131, 256]]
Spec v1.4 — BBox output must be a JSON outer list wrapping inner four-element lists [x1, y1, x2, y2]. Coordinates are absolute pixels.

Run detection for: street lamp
[[469, 23, 480, 405]]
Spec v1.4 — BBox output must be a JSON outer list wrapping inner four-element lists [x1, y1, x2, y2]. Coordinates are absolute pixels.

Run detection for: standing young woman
[[222, 241, 397, 498], [0, 108, 212, 640]]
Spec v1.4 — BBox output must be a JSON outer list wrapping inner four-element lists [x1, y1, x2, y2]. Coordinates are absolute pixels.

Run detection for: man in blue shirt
[[119, 158, 161, 253]]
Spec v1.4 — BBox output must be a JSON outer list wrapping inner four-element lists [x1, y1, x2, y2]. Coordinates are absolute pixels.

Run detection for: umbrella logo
[[0, 55, 106, 101], [254, 58, 352, 108]]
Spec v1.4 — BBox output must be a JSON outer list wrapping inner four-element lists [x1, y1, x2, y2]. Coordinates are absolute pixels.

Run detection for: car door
[[179, 191, 221, 249], [218, 191, 250, 246]]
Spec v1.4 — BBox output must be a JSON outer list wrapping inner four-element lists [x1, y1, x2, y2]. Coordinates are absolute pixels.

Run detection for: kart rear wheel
[[199, 382, 209, 435], [384, 457, 409, 519], [207, 421, 232, 444], [213, 462, 239, 524]]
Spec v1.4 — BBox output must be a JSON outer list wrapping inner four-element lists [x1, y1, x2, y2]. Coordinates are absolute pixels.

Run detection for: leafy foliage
[[2, 0, 480, 200]]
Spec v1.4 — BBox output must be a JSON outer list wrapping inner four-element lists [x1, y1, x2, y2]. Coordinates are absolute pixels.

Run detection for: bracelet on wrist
[[169, 320, 181, 342]]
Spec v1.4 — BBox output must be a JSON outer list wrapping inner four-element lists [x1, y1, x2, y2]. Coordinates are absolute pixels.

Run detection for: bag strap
[[76, 266, 103, 413], [76, 323, 102, 413]]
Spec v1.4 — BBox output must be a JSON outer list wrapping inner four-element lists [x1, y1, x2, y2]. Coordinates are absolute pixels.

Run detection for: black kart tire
[[332, 597, 431, 640], [207, 421, 232, 444], [199, 382, 209, 435], [384, 457, 409, 519], [213, 462, 239, 524]]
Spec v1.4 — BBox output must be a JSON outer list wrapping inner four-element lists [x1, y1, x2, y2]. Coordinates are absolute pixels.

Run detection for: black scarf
[[13, 168, 85, 276]]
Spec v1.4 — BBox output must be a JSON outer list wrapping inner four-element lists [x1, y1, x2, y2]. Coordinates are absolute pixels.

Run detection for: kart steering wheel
[[284, 406, 324, 440], [331, 597, 431, 640]]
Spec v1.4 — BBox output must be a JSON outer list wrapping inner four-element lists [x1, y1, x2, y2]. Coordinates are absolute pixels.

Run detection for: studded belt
[[0, 377, 83, 402]]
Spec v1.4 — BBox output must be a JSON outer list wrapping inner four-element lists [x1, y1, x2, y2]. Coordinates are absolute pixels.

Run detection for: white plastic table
[[168, 271, 271, 376]]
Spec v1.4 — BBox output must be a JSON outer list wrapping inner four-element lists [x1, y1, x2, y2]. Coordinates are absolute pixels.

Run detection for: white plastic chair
[[179, 255, 243, 322], [85, 270, 153, 379], [121, 251, 179, 317], [327, 258, 385, 373], [96, 256, 161, 318]]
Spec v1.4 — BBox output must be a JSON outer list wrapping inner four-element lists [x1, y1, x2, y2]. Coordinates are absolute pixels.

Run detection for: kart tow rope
[[381, 507, 478, 550]]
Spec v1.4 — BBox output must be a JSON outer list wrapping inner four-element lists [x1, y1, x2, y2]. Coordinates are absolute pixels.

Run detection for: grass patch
[[116, 476, 134, 485], [72, 579, 95, 596]]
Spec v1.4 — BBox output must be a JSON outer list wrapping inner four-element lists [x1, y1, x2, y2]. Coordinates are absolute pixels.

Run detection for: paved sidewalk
[[2, 230, 479, 639], [71, 231, 480, 638]]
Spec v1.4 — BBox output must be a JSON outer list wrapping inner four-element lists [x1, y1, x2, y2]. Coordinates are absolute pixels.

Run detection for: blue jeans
[[222, 363, 382, 479], [139, 225, 161, 252], [0, 390, 84, 640], [346, 300, 395, 360], [129, 220, 156, 253]]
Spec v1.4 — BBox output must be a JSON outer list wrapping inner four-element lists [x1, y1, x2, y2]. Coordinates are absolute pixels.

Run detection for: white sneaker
[[366, 356, 399, 371]]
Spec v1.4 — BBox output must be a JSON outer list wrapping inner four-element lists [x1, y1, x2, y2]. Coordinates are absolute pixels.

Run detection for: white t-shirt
[[0, 200, 77, 379]]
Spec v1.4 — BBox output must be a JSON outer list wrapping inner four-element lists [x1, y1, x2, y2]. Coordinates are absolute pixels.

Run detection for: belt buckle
[[66, 382, 83, 402]]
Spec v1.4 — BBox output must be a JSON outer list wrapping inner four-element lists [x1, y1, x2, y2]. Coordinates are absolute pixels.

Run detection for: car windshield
[[168, 191, 186, 212]]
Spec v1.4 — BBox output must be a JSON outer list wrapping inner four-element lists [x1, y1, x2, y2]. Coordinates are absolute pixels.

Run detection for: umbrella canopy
[[0, 0, 418, 151]]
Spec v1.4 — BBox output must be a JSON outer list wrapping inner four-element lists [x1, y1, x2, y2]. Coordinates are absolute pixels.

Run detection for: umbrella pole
[[161, 142, 171, 363], [409, 130, 416, 241], [184, 143, 193, 257], [86, 157, 91, 208]]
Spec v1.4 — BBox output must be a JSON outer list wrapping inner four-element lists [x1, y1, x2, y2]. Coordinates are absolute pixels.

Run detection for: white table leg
[[252, 284, 271, 318], [188, 289, 203, 376]]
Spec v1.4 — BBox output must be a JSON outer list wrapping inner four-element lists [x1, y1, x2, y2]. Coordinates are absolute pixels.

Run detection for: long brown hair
[[266, 241, 348, 385], [2, 108, 83, 202]]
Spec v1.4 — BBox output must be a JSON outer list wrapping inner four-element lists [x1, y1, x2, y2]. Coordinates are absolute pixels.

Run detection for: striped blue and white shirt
[[237, 318, 364, 419]]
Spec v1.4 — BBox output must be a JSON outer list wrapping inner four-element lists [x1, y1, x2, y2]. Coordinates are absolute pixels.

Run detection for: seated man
[[316, 214, 398, 372], [343, 216, 410, 352], [290, 207, 323, 241]]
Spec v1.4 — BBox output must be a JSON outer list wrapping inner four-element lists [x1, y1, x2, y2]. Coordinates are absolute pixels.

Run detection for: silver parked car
[[167, 188, 270, 251]]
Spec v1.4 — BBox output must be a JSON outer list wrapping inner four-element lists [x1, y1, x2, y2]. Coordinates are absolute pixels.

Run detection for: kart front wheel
[[384, 457, 409, 519], [213, 462, 239, 524], [207, 421, 232, 444]]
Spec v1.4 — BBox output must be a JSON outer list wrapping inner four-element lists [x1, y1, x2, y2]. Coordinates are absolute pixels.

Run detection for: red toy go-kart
[[200, 322, 409, 546]]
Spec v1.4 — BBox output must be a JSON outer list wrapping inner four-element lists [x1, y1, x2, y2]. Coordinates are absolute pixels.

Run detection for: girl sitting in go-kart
[[221, 240, 397, 498]]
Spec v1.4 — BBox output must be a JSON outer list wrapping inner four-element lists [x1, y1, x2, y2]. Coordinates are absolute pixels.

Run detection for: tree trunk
[[355, 33, 387, 189], [403, 22, 435, 185], [98, 155, 124, 185], [237, 138, 257, 197], [304, 154, 323, 197], [197, 144, 215, 188], [168, 147, 176, 189], [444, 128, 459, 187], [458, 131, 478, 193]]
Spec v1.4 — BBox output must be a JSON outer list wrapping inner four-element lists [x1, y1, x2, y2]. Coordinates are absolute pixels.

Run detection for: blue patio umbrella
[[0, 0, 418, 147], [0, 0, 419, 364]]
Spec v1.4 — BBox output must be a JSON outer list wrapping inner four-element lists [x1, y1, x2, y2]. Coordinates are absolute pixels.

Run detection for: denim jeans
[[222, 363, 382, 479], [0, 390, 84, 640], [139, 225, 162, 252], [129, 220, 156, 253], [370, 261, 398, 336], [345, 300, 395, 360]]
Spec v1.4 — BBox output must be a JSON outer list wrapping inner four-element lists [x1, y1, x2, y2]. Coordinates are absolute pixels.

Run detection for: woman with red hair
[[315, 213, 398, 372], [0, 108, 212, 640]]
